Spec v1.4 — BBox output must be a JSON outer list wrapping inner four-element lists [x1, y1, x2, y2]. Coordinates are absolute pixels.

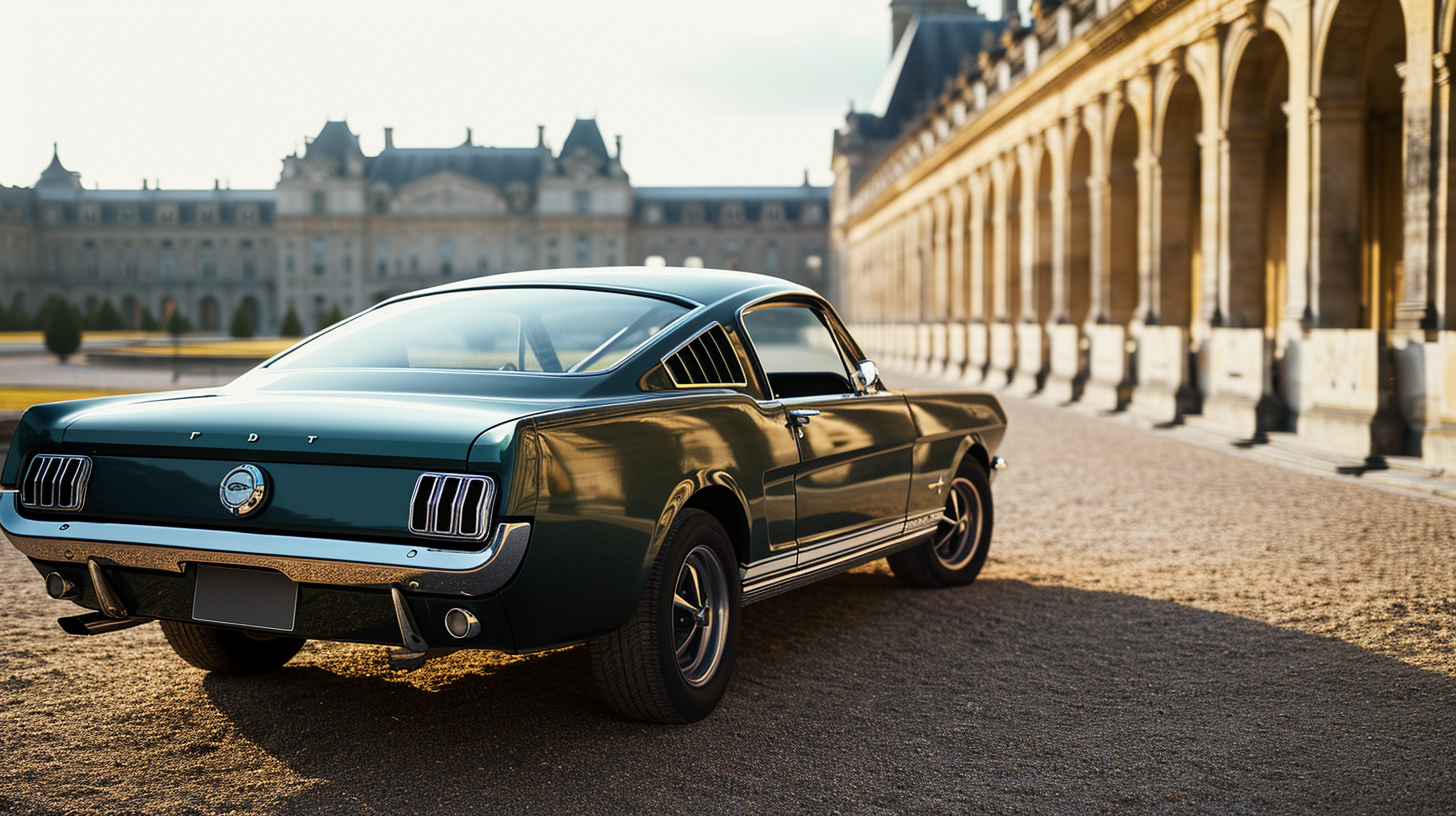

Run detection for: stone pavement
[[0, 352, 237, 391]]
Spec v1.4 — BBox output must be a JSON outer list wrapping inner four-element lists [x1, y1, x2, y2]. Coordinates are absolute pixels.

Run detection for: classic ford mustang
[[2, 268, 1006, 722]]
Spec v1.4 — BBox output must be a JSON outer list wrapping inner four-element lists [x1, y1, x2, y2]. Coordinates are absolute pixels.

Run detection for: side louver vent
[[663, 324, 747, 388], [20, 455, 92, 512], [409, 473, 495, 541]]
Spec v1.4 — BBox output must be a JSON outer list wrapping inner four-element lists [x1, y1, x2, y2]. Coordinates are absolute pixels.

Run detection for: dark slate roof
[[634, 186, 829, 202], [559, 119, 610, 161], [306, 121, 362, 163], [36, 145, 79, 189], [32, 188, 273, 203], [870, 13, 999, 137], [368, 146, 544, 189]]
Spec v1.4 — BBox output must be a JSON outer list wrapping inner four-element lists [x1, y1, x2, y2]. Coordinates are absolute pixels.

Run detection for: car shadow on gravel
[[198, 572, 1456, 815]]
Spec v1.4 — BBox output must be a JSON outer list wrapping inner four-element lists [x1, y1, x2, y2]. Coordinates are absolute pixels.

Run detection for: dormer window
[[199, 207, 215, 224], [82, 208, 97, 223], [311, 191, 327, 215], [684, 204, 703, 223], [159, 207, 176, 224], [722, 203, 743, 223], [239, 207, 255, 224], [573, 190, 591, 214], [764, 204, 783, 222]]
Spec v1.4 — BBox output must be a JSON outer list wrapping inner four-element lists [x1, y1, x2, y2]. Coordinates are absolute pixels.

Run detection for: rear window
[[269, 287, 691, 374]]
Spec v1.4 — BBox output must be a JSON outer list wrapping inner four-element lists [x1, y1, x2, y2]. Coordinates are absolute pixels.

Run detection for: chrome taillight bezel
[[19, 454, 93, 512], [407, 472, 495, 541]]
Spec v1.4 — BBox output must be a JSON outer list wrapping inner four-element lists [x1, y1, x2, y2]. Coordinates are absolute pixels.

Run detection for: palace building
[[4, 119, 829, 335], [833, 0, 1456, 467]]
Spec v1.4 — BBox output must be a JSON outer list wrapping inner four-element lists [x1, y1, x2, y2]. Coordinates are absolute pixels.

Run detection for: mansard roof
[[305, 121, 364, 164], [559, 119, 611, 162], [367, 145, 543, 190], [36, 145, 81, 190], [868, 13, 999, 138], [634, 186, 829, 202]]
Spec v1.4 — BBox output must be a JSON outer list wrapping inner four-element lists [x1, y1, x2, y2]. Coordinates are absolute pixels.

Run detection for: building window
[[160, 208, 175, 224], [200, 208, 215, 224], [440, 241, 454, 275], [82, 208, 97, 223], [312, 236, 326, 275], [120, 207, 135, 223], [684, 204, 703, 223], [201, 252, 217, 278], [123, 251, 138, 279], [161, 254, 176, 279], [645, 205, 662, 224], [723, 203, 743, 223], [764, 204, 782, 222], [575, 235, 590, 266], [240, 207, 255, 224], [573, 190, 591, 214], [311, 191, 327, 215], [375, 242, 388, 276], [242, 257, 256, 279], [85, 249, 99, 279]]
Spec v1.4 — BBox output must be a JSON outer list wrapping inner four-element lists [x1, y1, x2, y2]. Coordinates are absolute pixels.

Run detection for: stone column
[[1311, 97, 1367, 328], [1398, 47, 1437, 330], [1049, 122, 1070, 324], [1018, 142, 1039, 324]]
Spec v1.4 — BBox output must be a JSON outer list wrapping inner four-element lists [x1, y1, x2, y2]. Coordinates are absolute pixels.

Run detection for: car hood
[[61, 391, 565, 468]]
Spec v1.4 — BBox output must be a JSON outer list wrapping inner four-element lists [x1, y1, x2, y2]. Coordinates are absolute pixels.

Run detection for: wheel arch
[[683, 483, 751, 568]]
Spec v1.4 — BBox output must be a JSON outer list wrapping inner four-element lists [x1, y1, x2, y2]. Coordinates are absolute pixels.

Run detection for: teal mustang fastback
[[2, 268, 1006, 722]]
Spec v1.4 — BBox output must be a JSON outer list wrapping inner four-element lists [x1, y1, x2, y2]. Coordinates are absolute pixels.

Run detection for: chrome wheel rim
[[932, 477, 983, 571], [672, 544, 729, 687]]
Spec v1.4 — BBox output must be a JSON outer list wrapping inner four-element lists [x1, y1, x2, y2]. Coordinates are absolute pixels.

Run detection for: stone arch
[[1034, 144, 1055, 324], [1224, 30, 1290, 332], [1314, 0, 1407, 328], [1158, 72, 1204, 328], [1006, 158, 1024, 323], [199, 296, 220, 332], [1068, 123, 1094, 326], [1107, 102, 1140, 324]]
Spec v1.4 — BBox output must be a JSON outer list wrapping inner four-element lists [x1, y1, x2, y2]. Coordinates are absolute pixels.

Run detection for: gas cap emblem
[[219, 464, 269, 517]]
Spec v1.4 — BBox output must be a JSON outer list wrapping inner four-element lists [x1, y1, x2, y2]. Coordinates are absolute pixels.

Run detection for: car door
[[739, 301, 915, 567]]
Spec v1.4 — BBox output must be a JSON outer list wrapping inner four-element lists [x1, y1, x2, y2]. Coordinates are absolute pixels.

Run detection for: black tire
[[160, 620, 305, 674], [887, 460, 994, 588], [589, 508, 740, 723]]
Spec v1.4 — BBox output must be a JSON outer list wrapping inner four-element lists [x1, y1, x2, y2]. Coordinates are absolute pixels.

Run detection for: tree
[[43, 300, 82, 363], [93, 300, 125, 331], [31, 296, 66, 331], [229, 302, 255, 338], [166, 309, 192, 338], [279, 303, 303, 337], [138, 308, 161, 332], [317, 303, 343, 331]]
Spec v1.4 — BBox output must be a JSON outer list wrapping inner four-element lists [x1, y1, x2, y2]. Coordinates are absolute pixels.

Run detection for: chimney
[[142, 179, 148, 190], [465, 127, 473, 145], [213, 178, 220, 190], [802, 169, 811, 187], [614, 134, 622, 160], [537, 125, 546, 148], [383, 127, 394, 150]]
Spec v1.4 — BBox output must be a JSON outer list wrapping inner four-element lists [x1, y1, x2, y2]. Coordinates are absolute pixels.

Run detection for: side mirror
[[853, 359, 881, 394]]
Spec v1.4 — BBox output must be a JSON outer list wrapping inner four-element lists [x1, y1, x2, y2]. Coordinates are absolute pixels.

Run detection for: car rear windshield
[[268, 287, 692, 374]]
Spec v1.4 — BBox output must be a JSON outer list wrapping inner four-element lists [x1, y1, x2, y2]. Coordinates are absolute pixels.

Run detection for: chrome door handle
[[786, 408, 820, 439], [786, 408, 820, 425]]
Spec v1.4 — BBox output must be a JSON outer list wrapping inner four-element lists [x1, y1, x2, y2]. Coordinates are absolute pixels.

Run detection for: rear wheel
[[160, 620, 305, 674], [888, 461, 993, 588], [589, 509, 740, 723]]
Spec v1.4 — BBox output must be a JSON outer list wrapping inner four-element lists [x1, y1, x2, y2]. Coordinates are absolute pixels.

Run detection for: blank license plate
[[192, 565, 298, 632]]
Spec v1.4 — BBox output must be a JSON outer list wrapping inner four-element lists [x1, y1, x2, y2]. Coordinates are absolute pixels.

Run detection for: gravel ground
[[1, 380, 1454, 814]]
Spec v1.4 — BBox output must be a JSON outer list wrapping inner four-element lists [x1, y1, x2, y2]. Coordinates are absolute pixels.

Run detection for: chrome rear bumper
[[0, 493, 529, 596]]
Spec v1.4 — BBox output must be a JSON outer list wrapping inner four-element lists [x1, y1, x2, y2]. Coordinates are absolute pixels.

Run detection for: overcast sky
[[0, 0, 945, 192]]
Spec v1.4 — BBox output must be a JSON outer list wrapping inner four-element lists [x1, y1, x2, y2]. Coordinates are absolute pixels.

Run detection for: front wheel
[[589, 509, 740, 723], [887, 461, 993, 588], [160, 620, 305, 674]]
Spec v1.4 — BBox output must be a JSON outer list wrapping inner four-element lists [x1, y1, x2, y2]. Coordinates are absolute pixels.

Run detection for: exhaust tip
[[444, 608, 480, 639], [45, 572, 80, 600]]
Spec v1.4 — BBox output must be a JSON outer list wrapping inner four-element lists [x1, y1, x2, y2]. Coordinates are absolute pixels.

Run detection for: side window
[[742, 305, 853, 399]]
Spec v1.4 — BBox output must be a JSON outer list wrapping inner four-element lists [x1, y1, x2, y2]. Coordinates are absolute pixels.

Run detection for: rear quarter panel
[[497, 393, 798, 650]]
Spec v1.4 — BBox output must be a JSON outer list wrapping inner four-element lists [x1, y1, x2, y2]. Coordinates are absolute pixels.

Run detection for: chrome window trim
[[408, 472, 495, 541], [0, 494, 529, 597], [659, 323, 749, 389]]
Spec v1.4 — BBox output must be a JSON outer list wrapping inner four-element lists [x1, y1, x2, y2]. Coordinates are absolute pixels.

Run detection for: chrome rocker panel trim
[[0, 494, 530, 597], [740, 520, 936, 606]]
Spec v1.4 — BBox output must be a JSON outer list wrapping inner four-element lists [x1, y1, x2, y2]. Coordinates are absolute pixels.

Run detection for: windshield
[[268, 287, 692, 374]]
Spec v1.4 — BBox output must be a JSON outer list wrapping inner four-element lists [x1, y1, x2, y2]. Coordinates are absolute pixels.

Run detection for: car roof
[[407, 266, 819, 307]]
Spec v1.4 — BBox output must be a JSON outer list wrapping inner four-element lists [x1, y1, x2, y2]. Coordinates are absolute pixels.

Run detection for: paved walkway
[[0, 352, 237, 391]]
